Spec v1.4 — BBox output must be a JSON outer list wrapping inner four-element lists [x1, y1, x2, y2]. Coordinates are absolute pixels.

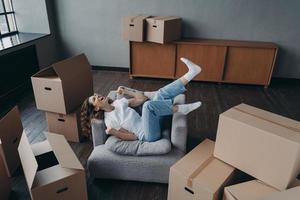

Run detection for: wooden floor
[[5, 70, 300, 200]]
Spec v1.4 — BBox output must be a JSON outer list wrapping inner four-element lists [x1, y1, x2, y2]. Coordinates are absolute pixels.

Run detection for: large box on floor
[[0, 106, 22, 177], [146, 16, 181, 44], [31, 54, 93, 114], [168, 139, 236, 200], [0, 154, 11, 200], [122, 15, 150, 42], [46, 107, 82, 142], [18, 132, 88, 200], [214, 103, 300, 190], [223, 179, 300, 200]]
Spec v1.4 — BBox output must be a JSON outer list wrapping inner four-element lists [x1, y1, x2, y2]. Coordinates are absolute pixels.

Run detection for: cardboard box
[[214, 103, 300, 190], [0, 154, 11, 200], [18, 132, 88, 200], [146, 16, 181, 44], [31, 54, 93, 114], [260, 186, 300, 200], [168, 139, 236, 200], [122, 15, 150, 42], [0, 106, 22, 177], [46, 107, 82, 142], [223, 179, 300, 200]]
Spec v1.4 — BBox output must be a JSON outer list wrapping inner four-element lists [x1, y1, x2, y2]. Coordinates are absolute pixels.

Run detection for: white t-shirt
[[104, 98, 144, 140]]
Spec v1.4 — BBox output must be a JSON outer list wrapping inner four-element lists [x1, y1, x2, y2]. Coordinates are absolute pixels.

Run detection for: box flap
[[31, 140, 52, 156], [32, 66, 58, 78], [51, 54, 93, 112], [52, 54, 91, 82], [193, 158, 235, 194], [18, 132, 38, 188], [45, 132, 83, 170]]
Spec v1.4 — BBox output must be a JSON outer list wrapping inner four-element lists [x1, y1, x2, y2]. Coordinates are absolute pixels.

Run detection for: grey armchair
[[87, 93, 187, 183]]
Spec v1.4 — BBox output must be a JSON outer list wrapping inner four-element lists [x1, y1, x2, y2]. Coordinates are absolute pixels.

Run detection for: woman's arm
[[117, 86, 148, 107], [106, 127, 137, 141]]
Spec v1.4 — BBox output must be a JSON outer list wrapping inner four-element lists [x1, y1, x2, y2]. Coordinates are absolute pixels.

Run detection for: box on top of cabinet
[[146, 16, 181, 44]]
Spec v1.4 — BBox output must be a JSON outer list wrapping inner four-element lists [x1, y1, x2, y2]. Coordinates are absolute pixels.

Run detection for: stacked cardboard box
[[0, 106, 23, 177], [168, 139, 237, 200], [31, 54, 94, 142], [168, 103, 300, 199], [122, 15, 182, 44]]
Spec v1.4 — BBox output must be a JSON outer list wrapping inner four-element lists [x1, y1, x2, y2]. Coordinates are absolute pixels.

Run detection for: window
[[0, 0, 17, 37]]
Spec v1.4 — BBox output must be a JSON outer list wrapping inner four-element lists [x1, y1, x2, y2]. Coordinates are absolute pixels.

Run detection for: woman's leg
[[141, 100, 173, 142], [152, 58, 202, 101]]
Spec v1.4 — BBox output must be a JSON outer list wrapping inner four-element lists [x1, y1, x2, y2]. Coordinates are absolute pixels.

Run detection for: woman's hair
[[80, 97, 104, 139]]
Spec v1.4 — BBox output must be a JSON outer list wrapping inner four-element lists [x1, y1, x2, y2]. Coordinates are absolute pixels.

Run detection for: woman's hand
[[117, 86, 126, 96], [105, 127, 116, 135]]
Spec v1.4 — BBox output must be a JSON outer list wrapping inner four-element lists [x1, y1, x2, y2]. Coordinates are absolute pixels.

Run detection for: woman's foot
[[176, 101, 202, 115], [181, 57, 202, 82]]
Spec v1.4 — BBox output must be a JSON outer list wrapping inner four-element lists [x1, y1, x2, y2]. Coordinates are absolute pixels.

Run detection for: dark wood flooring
[[4, 70, 300, 200]]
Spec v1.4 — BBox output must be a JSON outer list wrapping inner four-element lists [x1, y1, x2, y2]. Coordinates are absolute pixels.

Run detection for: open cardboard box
[[122, 15, 150, 42], [46, 106, 82, 142], [31, 54, 93, 114], [214, 103, 300, 190], [168, 139, 237, 200], [18, 132, 88, 200], [0, 153, 11, 200], [223, 179, 300, 200], [146, 16, 182, 44], [0, 106, 22, 177]]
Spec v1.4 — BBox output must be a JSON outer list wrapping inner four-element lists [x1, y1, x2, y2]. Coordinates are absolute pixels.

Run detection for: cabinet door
[[175, 44, 227, 81], [130, 42, 176, 78], [223, 47, 276, 85]]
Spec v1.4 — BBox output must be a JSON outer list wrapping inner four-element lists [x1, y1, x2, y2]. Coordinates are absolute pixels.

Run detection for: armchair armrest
[[171, 94, 187, 153], [91, 119, 107, 148]]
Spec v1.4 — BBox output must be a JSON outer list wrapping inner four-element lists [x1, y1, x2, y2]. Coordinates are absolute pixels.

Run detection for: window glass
[[7, 14, 16, 31], [4, 0, 13, 12], [0, 3, 4, 13], [0, 16, 9, 34]]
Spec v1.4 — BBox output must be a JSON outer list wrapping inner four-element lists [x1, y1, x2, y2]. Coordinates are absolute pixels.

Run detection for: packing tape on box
[[187, 157, 214, 188], [234, 108, 300, 133]]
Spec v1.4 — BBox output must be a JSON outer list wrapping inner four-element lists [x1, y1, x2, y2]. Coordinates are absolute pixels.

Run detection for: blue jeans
[[141, 79, 186, 142]]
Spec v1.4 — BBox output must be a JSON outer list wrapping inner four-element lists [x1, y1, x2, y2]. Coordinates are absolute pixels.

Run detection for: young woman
[[81, 58, 202, 142]]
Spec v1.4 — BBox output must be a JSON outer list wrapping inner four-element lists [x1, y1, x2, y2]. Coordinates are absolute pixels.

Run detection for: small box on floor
[[0, 154, 11, 200], [18, 132, 88, 200], [214, 103, 300, 190], [168, 139, 236, 200], [223, 179, 300, 200], [260, 186, 300, 200], [0, 106, 23, 177], [122, 15, 150, 42], [46, 107, 82, 142], [146, 16, 181, 44], [31, 54, 93, 114]]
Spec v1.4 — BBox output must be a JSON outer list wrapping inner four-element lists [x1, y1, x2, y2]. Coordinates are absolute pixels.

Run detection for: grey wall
[[54, 0, 300, 78]]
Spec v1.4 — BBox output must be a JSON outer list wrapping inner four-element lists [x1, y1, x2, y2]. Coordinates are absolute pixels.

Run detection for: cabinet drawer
[[130, 42, 176, 78], [223, 47, 276, 85], [175, 44, 227, 81]]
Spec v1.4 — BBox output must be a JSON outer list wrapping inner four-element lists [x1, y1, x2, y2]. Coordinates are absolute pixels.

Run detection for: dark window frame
[[0, 0, 18, 38]]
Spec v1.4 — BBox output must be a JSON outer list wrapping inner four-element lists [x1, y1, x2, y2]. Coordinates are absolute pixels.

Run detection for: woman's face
[[90, 94, 108, 111]]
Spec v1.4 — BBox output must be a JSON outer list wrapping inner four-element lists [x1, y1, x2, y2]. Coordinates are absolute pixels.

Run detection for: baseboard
[[92, 65, 129, 72]]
